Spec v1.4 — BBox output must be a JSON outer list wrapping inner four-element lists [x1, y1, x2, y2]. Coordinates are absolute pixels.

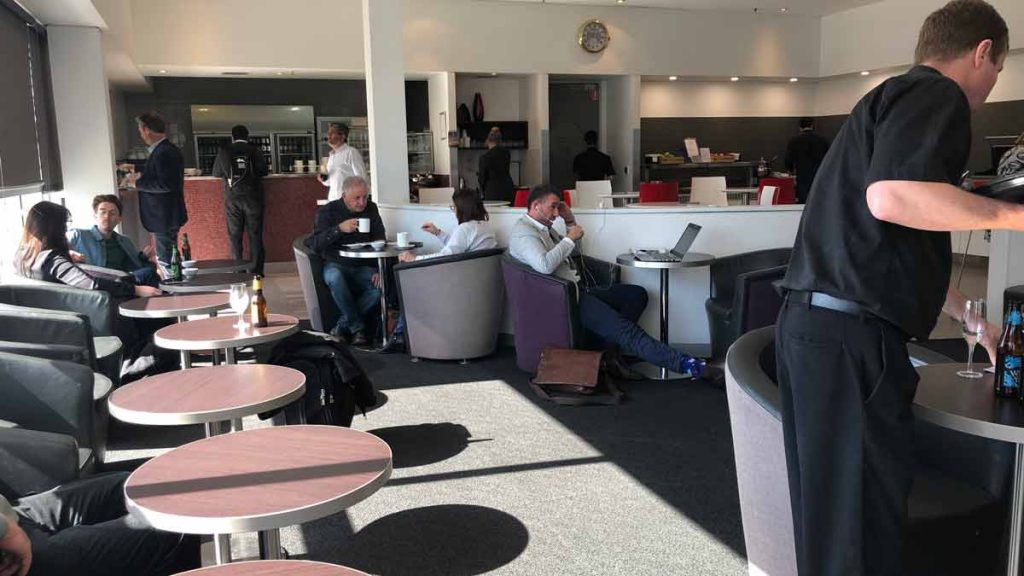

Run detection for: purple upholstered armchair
[[500, 254, 619, 374]]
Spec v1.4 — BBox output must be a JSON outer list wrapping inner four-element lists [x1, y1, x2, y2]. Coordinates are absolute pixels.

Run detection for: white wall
[[456, 77, 523, 121], [49, 26, 117, 222], [642, 79, 818, 118]]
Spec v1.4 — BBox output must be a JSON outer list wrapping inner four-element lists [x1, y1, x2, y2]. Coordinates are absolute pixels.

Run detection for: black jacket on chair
[[136, 139, 188, 233], [478, 146, 514, 202]]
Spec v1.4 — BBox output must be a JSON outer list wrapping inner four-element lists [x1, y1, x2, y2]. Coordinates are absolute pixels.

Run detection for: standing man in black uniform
[[212, 124, 269, 276], [784, 118, 830, 204], [776, 2, 1014, 574], [573, 130, 615, 182]]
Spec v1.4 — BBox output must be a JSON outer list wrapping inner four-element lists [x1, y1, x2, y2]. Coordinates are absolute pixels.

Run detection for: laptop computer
[[635, 223, 702, 263]]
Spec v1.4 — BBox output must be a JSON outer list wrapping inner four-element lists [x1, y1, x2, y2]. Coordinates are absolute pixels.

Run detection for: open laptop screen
[[670, 223, 702, 258]]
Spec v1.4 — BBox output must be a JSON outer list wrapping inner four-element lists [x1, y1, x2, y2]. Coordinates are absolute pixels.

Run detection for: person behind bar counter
[[776, 1, 1017, 574]]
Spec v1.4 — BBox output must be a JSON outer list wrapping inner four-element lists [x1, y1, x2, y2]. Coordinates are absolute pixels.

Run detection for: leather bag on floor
[[530, 348, 623, 406]]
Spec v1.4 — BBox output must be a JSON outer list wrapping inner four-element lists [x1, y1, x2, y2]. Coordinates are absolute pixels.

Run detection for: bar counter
[[122, 174, 326, 264]]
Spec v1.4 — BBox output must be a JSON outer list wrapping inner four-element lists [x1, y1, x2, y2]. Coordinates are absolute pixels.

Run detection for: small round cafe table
[[184, 259, 252, 275], [120, 293, 232, 368], [160, 273, 253, 294], [174, 560, 369, 576], [125, 426, 392, 565], [336, 243, 420, 350], [154, 314, 299, 365]]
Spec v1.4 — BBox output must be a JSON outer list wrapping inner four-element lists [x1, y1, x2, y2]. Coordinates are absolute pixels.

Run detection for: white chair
[[418, 187, 455, 205], [574, 180, 611, 209], [690, 176, 728, 206], [759, 185, 778, 206]]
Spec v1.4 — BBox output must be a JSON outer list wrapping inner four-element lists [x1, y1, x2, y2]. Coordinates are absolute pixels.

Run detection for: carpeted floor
[[105, 345, 747, 575]]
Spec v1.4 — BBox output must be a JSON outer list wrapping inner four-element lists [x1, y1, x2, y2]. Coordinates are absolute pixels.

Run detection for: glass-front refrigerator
[[407, 132, 433, 174], [194, 134, 231, 175], [274, 132, 316, 173], [248, 134, 274, 173]]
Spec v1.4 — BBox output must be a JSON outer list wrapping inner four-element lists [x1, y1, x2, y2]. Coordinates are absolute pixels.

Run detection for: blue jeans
[[579, 284, 685, 371], [323, 262, 380, 334], [153, 229, 179, 270]]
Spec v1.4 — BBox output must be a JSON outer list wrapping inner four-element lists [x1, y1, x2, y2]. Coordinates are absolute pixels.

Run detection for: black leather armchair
[[394, 249, 504, 361], [0, 427, 79, 501], [0, 351, 98, 469], [500, 254, 619, 373], [293, 234, 340, 333], [705, 248, 791, 359]]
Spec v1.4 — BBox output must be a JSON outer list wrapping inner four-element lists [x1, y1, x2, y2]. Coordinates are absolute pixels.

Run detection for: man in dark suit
[[212, 124, 269, 275], [785, 117, 830, 204], [572, 130, 615, 182], [478, 129, 514, 202], [130, 112, 187, 270]]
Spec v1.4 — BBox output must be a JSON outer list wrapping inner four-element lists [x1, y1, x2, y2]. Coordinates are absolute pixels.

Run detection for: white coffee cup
[[396, 231, 410, 247], [358, 218, 371, 233]]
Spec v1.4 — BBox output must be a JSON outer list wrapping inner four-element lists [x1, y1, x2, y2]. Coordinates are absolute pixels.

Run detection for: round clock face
[[578, 19, 610, 53]]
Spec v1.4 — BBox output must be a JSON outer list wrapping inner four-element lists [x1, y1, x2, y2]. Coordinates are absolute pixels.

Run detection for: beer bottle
[[180, 233, 192, 262], [170, 246, 183, 282], [250, 275, 269, 328], [995, 303, 1023, 399]]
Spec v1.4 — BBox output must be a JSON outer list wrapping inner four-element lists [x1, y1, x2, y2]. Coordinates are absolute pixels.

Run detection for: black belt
[[786, 290, 872, 318]]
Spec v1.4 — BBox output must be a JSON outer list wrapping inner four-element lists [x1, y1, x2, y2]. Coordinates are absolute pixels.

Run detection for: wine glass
[[958, 298, 987, 378], [229, 283, 250, 331]]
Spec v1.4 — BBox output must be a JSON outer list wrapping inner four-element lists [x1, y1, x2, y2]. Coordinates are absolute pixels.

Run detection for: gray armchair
[[294, 234, 340, 333], [0, 351, 98, 470], [726, 327, 1011, 576], [0, 427, 79, 501], [705, 248, 791, 359], [394, 249, 504, 361]]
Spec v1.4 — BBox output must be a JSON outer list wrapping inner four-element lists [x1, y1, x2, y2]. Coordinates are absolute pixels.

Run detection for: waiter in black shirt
[[572, 130, 615, 182], [776, 2, 1015, 574], [212, 124, 269, 275], [784, 118, 829, 204]]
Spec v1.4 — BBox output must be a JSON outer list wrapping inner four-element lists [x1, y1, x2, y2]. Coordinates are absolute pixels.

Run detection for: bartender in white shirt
[[319, 122, 367, 201]]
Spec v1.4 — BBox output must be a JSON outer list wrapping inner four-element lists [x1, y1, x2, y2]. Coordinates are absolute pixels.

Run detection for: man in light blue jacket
[[67, 194, 159, 286]]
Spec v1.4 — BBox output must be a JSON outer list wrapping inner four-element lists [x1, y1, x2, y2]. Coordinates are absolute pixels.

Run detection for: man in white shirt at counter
[[509, 185, 707, 379], [319, 123, 367, 202]]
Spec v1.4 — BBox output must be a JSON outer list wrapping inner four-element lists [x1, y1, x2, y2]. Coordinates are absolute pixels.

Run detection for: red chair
[[513, 188, 530, 208], [639, 181, 678, 203], [758, 177, 796, 205], [560, 189, 572, 207]]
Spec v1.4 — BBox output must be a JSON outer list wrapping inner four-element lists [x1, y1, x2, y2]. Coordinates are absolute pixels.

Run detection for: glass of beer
[[958, 298, 986, 378]]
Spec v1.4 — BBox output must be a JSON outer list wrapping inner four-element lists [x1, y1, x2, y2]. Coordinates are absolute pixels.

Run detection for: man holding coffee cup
[[307, 175, 385, 345], [319, 123, 367, 202]]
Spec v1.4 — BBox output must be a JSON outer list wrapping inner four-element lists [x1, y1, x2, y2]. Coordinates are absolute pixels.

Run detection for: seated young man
[[0, 472, 199, 576], [67, 194, 161, 287], [307, 176, 385, 345], [509, 185, 706, 378]]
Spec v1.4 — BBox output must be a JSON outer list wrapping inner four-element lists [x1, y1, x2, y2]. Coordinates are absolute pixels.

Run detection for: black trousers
[[225, 192, 265, 276], [776, 300, 919, 576], [14, 472, 200, 576]]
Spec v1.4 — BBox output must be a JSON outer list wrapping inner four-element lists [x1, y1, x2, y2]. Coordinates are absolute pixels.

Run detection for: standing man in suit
[[478, 129, 514, 203], [784, 118, 830, 204], [572, 130, 615, 182], [212, 124, 269, 276], [127, 112, 187, 270]]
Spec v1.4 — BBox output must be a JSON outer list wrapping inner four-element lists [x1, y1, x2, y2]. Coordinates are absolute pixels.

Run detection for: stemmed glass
[[229, 283, 250, 331], [958, 298, 987, 378]]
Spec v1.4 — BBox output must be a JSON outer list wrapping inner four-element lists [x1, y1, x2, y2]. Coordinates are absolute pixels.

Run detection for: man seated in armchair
[[67, 194, 161, 287], [307, 176, 385, 346], [509, 185, 706, 379]]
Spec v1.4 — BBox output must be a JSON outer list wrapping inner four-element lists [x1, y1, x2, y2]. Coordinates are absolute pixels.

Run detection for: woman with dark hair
[[15, 201, 161, 298], [997, 131, 1024, 176], [398, 188, 497, 262]]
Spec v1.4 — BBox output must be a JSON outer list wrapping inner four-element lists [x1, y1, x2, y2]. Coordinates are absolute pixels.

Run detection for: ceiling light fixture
[[669, 76, 678, 81], [198, 108, 209, 112], [490, 72, 498, 76], [860, 70, 870, 76], [730, 76, 740, 82], [159, 69, 167, 74], [290, 107, 301, 111], [276, 72, 283, 76], [617, 0, 626, 3], [779, 7, 788, 12], [789, 77, 798, 82]]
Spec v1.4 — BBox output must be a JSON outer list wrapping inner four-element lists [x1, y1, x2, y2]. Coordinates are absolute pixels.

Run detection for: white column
[[47, 26, 116, 223], [427, 72, 457, 178], [521, 73, 549, 187], [362, 0, 409, 205], [987, 231, 1024, 325], [605, 75, 641, 192]]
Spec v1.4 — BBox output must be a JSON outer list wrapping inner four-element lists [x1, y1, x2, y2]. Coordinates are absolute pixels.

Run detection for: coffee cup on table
[[358, 218, 371, 233], [396, 232, 410, 247]]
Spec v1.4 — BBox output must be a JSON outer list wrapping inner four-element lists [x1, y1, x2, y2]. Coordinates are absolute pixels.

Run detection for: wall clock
[[578, 19, 610, 53]]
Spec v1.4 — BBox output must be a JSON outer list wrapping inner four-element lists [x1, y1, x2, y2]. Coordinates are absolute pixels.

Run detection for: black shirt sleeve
[[478, 153, 490, 192], [45, 253, 135, 298], [603, 153, 615, 178], [864, 79, 971, 187]]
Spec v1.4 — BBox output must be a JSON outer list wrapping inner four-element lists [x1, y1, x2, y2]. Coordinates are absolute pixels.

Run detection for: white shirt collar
[[148, 137, 166, 154], [524, 214, 550, 231]]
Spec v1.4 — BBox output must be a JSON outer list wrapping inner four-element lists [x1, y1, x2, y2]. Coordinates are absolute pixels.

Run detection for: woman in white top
[[398, 188, 497, 262]]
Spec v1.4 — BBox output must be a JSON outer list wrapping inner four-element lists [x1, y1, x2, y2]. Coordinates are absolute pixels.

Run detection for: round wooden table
[[336, 243, 420, 350], [160, 273, 253, 294], [154, 314, 299, 364], [125, 426, 392, 565], [914, 363, 1024, 576], [184, 259, 252, 275], [120, 293, 231, 320], [174, 560, 368, 575], [616, 252, 716, 380], [109, 364, 305, 436]]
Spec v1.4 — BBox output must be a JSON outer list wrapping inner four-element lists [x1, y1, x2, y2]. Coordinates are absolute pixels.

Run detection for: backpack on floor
[[260, 330, 376, 426]]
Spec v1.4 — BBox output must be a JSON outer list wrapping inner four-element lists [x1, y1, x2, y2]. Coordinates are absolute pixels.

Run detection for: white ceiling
[[490, 0, 883, 17]]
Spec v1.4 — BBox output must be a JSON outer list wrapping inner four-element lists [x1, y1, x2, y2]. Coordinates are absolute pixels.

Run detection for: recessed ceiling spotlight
[[730, 76, 740, 82], [290, 107, 301, 111], [617, 0, 626, 4], [490, 72, 498, 76], [779, 7, 788, 12], [276, 72, 283, 76], [198, 108, 209, 112], [669, 76, 678, 81], [159, 69, 167, 74], [789, 77, 798, 82], [860, 70, 870, 76]]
